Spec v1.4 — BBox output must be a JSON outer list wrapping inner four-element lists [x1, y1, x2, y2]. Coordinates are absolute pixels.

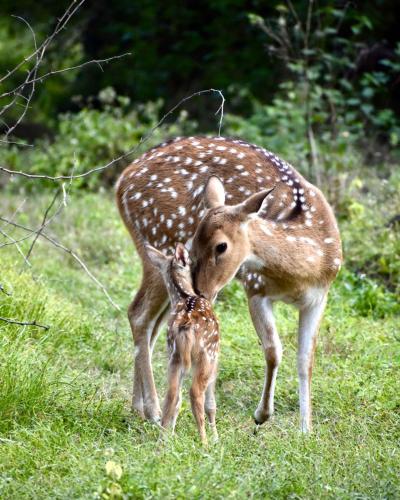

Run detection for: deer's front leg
[[297, 289, 328, 433], [128, 270, 168, 422], [248, 295, 282, 424]]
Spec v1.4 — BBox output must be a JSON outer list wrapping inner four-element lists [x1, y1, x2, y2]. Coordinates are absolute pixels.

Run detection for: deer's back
[[116, 136, 340, 263]]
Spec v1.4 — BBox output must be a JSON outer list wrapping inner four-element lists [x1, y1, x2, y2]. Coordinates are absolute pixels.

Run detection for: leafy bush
[[244, 4, 400, 191], [1, 91, 197, 189]]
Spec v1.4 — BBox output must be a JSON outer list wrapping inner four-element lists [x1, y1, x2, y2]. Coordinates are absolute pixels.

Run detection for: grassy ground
[[0, 191, 399, 499]]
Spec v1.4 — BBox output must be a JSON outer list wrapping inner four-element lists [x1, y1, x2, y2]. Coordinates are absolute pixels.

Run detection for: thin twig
[[24, 188, 60, 263], [0, 216, 120, 310], [0, 54, 132, 99], [0, 227, 31, 266], [0, 88, 226, 180], [304, 0, 314, 52], [0, 316, 49, 330], [0, 0, 86, 85]]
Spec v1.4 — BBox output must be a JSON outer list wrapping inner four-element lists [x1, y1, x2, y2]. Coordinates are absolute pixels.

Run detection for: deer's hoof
[[254, 408, 273, 425]]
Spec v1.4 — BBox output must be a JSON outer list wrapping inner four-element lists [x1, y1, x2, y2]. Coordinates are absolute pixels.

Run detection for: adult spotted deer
[[146, 242, 219, 444], [116, 136, 342, 433]]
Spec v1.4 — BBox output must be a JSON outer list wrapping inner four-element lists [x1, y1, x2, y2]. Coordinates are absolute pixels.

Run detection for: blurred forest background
[[1, 2, 400, 497], [1, 0, 399, 313]]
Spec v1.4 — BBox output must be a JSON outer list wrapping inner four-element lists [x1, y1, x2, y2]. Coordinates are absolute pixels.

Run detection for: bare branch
[[24, 188, 60, 263], [0, 53, 132, 100], [0, 88, 226, 180], [0, 316, 49, 330], [286, 0, 303, 32], [0, 227, 31, 266], [0, 216, 120, 310], [0, 0, 86, 85]]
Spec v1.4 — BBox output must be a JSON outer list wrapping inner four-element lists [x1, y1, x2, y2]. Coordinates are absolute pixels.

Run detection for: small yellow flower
[[105, 460, 123, 481]]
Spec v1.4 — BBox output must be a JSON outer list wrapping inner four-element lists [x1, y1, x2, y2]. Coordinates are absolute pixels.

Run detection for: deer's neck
[[167, 267, 195, 307], [245, 217, 291, 276]]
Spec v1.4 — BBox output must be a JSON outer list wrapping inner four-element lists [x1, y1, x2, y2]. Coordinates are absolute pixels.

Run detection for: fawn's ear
[[174, 242, 190, 267], [145, 244, 167, 270], [203, 176, 225, 209]]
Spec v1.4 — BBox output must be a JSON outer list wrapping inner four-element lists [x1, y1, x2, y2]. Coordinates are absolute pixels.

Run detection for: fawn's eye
[[215, 242, 227, 255]]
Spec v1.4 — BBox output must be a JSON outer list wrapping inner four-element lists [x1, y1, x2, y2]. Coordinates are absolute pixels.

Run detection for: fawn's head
[[191, 176, 273, 301], [146, 242, 194, 298]]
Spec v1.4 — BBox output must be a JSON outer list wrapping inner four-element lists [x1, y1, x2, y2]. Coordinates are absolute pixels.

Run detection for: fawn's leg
[[128, 264, 168, 421], [205, 363, 218, 441], [190, 362, 211, 445], [297, 289, 328, 433], [161, 357, 184, 431], [248, 294, 282, 424]]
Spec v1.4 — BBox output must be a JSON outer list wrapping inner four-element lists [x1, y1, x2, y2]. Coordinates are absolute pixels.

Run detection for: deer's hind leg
[[161, 354, 185, 432], [190, 358, 214, 445], [205, 363, 218, 441], [297, 290, 328, 433], [128, 263, 168, 422]]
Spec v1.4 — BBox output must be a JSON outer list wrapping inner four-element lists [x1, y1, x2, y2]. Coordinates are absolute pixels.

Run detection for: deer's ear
[[145, 244, 167, 270], [204, 176, 225, 209], [237, 187, 275, 216], [175, 242, 190, 267]]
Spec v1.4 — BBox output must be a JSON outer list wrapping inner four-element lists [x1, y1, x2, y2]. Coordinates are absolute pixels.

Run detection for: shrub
[[1, 91, 197, 190]]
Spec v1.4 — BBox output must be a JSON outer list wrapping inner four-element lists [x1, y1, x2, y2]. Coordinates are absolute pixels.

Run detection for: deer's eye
[[215, 242, 227, 255]]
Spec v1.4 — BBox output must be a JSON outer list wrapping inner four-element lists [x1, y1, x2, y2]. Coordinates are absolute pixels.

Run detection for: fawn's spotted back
[[168, 294, 219, 361]]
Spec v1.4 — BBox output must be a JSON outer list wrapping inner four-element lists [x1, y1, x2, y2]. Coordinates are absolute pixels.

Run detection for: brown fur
[[116, 136, 342, 432], [146, 243, 219, 444]]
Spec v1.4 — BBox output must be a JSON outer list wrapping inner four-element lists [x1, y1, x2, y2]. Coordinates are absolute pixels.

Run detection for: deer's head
[[190, 176, 273, 301]]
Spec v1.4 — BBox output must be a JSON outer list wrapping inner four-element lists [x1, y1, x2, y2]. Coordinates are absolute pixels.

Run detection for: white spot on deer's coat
[[324, 238, 334, 244], [178, 206, 186, 216], [261, 225, 273, 236]]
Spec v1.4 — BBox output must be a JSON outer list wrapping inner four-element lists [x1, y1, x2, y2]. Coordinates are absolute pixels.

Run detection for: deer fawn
[[146, 242, 219, 444], [116, 136, 342, 433]]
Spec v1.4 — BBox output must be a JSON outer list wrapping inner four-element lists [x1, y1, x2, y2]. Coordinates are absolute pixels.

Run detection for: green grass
[[0, 191, 399, 499]]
